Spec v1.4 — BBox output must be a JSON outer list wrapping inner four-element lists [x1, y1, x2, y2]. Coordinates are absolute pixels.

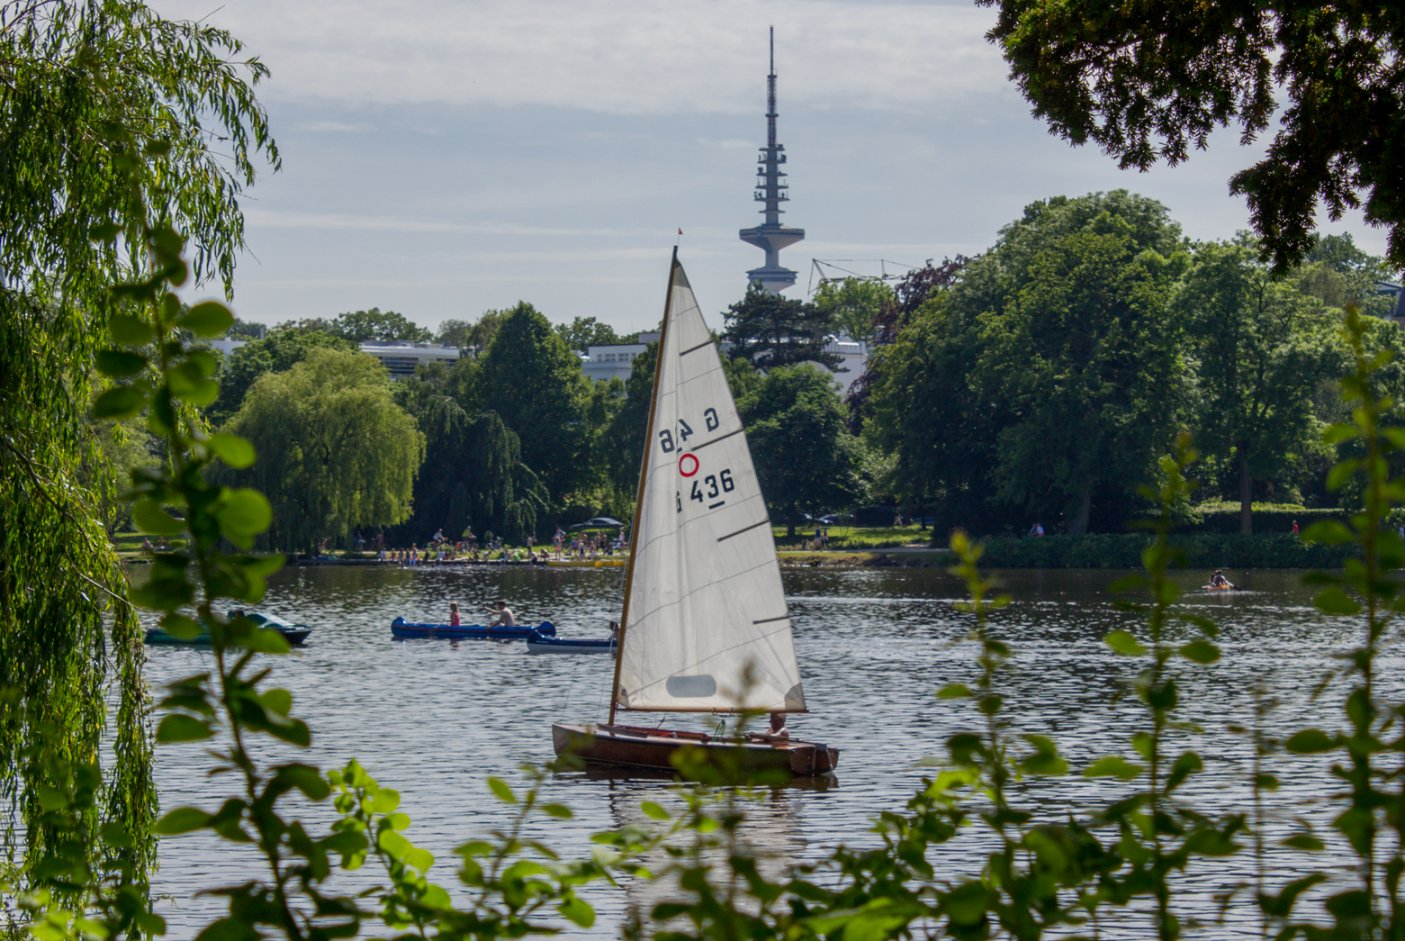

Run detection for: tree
[[0, 0, 276, 901], [740, 364, 865, 534], [475, 303, 592, 503], [1295, 233, 1398, 319], [1180, 240, 1346, 531], [812, 278, 893, 346], [285, 307, 432, 343], [555, 315, 625, 353], [868, 192, 1190, 534], [722, 283, 840, 368], [391, 360, 543, 543], [436, 318, 473, 348], [455, 308, 510, 354], [980, 0, 1405, 268], [210, 325, 353, 424], [227, 348, 424, 553]]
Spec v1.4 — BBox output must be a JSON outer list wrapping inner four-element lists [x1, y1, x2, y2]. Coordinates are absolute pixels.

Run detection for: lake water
[[143, 563, 1397, 937]]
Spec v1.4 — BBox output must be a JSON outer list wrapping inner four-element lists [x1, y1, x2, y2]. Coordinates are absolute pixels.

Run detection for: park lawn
[[772, 523, 932, 550]]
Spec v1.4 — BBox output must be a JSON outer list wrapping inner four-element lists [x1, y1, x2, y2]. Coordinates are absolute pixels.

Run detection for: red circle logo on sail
[[678, 453, 699, 477]]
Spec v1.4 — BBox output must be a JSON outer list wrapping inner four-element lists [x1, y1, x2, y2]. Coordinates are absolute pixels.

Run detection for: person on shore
[[1291, 519, 1300, 535], [487, 600, 515, 627], [449, 602, 461, 627]]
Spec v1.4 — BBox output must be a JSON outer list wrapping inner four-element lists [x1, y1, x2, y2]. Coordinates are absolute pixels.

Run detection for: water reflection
[[143, 564, 1389, 937]]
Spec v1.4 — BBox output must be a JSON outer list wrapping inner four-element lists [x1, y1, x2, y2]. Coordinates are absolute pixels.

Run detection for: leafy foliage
[[811, 277, 892, 346], [740, 364, 866, 531], [226, 348, 424, 553], [555, 315, 629, 353], [209, 325, 353, 424], [722, 282, 840, 368], [1180, 238, 1345, 530], [979, 0, 1405, 268], [475, 302, 593, 503], [283, 307, 433, 343], [1, 0, 277, 910]]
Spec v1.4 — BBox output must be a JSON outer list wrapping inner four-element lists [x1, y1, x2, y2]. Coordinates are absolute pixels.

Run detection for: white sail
[[615, 258, 806, 714]]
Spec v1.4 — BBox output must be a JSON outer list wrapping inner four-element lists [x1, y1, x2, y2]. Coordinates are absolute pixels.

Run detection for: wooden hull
[[390, 617, 555, 640], [551, 722, 838, 777]]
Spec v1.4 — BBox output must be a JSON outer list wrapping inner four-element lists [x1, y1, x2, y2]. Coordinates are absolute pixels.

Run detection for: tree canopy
[[227, 348, 424, 552], [475, 303, 593, 501], [210, 325, 353, 424], [722, 283, 840, 369], [1, 0, 277, 899], [1180, 239, 1345, 531], [980, 0, 1405, 268], [812, 277, 893, 346], [284, 308, 433, 343], [555, 315, 628, 353], [741, 365, 865, 532]]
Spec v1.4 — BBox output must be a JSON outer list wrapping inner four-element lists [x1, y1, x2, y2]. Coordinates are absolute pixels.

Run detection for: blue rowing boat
[[390, 617, 555, 640], [526, 633, 615, 654]]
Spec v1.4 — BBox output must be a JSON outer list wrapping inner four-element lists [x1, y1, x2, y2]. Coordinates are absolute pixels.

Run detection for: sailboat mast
[[607, 247, 681, 725]]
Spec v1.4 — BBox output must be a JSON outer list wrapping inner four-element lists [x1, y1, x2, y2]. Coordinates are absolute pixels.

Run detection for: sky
[[155, 0, 1391, 337]]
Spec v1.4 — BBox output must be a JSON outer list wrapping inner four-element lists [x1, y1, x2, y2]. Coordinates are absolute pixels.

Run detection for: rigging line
[[679, 339, 713, 357], [718, 519, 770, 542], [752, 614, 790, 625], [689, 428, 742, 452]]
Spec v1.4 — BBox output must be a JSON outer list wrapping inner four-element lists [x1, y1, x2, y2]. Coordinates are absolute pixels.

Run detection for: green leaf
[[640, 801, 670, 821], [154, 806, 212, 835], [208, 433, 256, 469], [93, 386, 144, 419], [559, 896, 595, 928], [936, 682, 973, 699], [370, 788, 401, 814], [179, 301, 235, 338], [156, 714, 214, 743], [1104, 629, 1147, 657], [487, 776, 516, 804], [194, 916, 259, 941], [1282, 834, 1325, 851], [160, 614, 203, 640], [1178, 639, 1220, 664], [96, 349, 147, 378], [1314, 587, 1361, 616], [1285, 729, 1337, 753], [108, 313, 155, 346], [1084, 755, 1144, 781], [217, 489, 272, 545], [541, 802, 573, 819], [132, 499, 186, 536]]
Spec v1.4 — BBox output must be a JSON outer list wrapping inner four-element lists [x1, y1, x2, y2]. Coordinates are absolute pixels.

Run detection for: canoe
[[526, 633, 615, 654], [390, 617, 555, 640], [144, 610, 312, 647]]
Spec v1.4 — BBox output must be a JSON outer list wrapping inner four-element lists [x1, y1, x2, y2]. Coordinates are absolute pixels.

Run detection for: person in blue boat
[[449, 602, 461, 627], [486, 600, 515, 627]]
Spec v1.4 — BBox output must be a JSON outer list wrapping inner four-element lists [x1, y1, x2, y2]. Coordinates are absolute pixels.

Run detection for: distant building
[[581, 332, 658, 383], [357, 341, 461, 378], [207, 337, 461, 379]]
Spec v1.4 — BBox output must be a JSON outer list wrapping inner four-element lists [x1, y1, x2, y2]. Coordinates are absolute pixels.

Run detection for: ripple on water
[[142, 565, 1387, 937]]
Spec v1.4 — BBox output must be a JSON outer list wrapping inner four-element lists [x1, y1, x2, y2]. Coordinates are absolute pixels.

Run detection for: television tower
[[739, 27, 804, 294]]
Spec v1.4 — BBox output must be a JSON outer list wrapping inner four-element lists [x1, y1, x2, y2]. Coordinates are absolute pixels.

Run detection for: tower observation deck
[[739, 27, 804, 294]]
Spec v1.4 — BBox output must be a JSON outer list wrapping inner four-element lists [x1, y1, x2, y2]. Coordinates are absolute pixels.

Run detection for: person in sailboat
[[486, 599, 516, 627]]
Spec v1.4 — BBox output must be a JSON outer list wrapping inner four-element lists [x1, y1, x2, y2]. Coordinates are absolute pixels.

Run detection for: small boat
[[552, 252, 838, 778], [389, 617, 555, 640], [144, 610, 312, 647], [526, 633, 615, 655]]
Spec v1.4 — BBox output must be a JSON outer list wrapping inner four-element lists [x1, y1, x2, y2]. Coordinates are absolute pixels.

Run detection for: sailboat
[[551, 251, 838, 777]]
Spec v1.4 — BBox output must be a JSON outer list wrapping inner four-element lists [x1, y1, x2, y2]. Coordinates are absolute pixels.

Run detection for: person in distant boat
[[449, 602, 461, 627], [1209, 570, 1234, 589], [1027, 521, 1045, 537], [764, 712, 790, 740], [486, 600, 515, 627]]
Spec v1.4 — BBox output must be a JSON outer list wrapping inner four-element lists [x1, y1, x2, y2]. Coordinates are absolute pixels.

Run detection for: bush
[[973, 532, 1353, 569], [1178, 502, 1343, 535]]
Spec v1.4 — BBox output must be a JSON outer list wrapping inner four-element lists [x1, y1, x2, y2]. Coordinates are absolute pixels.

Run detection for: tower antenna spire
[[739, 27, 804, 294]]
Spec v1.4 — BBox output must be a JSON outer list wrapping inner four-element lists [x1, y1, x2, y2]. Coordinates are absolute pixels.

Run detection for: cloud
[[242, 208, 644, 239], [299, 120, 371, 133], [152, 0, 1006, 114]]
